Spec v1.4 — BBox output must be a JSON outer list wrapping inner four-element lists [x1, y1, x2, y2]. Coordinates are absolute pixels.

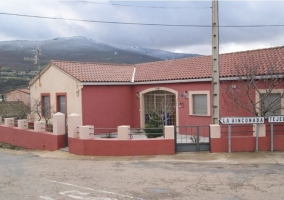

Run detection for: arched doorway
[[140, 88, 178, 128]]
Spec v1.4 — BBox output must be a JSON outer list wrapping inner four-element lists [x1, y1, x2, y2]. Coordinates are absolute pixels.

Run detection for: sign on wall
[[219, 117, 265, 125], [268, 116, 284, 123]]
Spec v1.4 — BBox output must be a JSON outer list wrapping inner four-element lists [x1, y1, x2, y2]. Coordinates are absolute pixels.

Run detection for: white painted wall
[[30, 65, 83, 122]]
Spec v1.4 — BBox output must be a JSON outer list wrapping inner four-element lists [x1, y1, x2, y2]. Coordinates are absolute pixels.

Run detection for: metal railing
[[130, 127, 164, 139], [220, 124, 254, 137], [93, 128, 118, 138]]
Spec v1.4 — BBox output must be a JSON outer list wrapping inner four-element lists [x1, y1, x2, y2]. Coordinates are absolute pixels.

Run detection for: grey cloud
[[0, 0, 283, 53]]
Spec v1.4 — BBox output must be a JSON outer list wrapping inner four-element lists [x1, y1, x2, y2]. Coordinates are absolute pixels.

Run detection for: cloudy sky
[[0, 0, 284, 55]]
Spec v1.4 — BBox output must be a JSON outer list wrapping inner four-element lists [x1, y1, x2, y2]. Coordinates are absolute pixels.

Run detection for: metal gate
[[175, 125, 210, 152]]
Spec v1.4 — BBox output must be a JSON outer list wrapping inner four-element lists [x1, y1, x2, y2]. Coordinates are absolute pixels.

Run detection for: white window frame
[[256, 89, 284, 116], [189, 91, 210, 116]]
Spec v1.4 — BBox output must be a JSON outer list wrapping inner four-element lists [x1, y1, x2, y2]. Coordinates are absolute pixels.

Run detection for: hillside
[[0, 36, 199, 93], [0, 36, 199, 71]]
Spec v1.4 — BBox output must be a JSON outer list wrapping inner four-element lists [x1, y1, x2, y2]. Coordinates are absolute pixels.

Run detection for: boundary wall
[[0, 125, 65, 151], [67, 115, 175, 156], [210, 124, 284, 152], [0, 113, 66, 151]]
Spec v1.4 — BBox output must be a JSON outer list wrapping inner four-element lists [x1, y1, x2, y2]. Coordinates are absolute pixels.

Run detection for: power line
[[0, 12, 284, 28], [60, 0, 211, 9]]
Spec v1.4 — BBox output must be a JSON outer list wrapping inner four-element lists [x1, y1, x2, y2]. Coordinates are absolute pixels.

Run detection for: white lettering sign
[[268, 116, 284, 123], [219, 117, 264, 124]]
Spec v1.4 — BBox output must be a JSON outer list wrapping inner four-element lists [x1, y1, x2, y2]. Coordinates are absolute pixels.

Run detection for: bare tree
[[145, 94, 176, 126], [221, 56, 284, 117], [30, 98, 55, 123]]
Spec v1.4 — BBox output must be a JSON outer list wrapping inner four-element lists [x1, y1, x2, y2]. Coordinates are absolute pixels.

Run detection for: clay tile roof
[[135, 46, 284, 82], [17, 89, 30, 94], [135, 56, 212, 82], [51, 61, 134, 82], [49, 46, 284, 83]]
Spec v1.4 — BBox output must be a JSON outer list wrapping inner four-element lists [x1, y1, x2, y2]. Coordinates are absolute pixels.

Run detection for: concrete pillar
[[79, 125, 94, 140], [164, 126, 174, 139], [4, 118, 14, 127], [53, 112, 65, 135], [210, 124, 221, 138], [118, 125, 130, 140], [34, 121, 46, 132], [253, 124, 266, 137], [18, 119, 28, 130], [68, 113, 82, 138]]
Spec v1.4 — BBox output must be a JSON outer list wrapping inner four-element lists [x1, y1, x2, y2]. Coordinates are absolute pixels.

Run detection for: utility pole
[[212, 0, 220, 124], [34, 46, 41, 71]]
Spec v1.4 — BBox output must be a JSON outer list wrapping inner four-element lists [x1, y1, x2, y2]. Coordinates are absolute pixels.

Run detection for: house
[[4, 89, 30, 105], [29, 46, 284, 128]]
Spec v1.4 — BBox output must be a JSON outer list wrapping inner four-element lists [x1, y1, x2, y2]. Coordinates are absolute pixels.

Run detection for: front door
[[57, 94, 68, 147]]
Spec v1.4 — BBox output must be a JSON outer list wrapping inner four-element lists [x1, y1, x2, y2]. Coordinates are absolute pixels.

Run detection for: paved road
[[1, 149, 284, 200]]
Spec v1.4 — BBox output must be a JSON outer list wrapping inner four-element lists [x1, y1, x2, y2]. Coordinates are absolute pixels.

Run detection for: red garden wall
[[69, 137, 175, 156], [0, 125, 66, 151], [211, 136, 284, 153]]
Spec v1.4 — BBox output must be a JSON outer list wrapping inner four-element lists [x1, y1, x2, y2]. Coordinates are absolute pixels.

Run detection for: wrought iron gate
[[175, 125, 210, 152]]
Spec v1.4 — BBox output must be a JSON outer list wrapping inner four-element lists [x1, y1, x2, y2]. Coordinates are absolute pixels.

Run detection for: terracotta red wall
[[69, 138, 175, 156], [0, 125, 65, 150], [82, 85, 133, 128], [211, 136, 284, 152], [132, 82, 213, 127]]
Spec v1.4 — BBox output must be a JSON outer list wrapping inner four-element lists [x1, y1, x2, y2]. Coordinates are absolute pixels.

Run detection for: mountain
[[0, 36, 199, 71], [115, 46, 200, 60]]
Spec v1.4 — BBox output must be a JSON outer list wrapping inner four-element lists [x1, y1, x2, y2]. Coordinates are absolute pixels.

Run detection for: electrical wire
[[0, 12, 284, 28], [60, 0, 211, 9]]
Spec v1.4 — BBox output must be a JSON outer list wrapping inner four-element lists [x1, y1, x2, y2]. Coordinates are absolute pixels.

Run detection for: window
[[41, 94, 50, 118], [261, 93, 281, 117], [56, 94, 67, 115], [189, 91, 210, 116], [144, 90, 176, 126]]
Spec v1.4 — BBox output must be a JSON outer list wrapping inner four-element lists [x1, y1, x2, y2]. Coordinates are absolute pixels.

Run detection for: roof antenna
[[34, 45, 42, 86]]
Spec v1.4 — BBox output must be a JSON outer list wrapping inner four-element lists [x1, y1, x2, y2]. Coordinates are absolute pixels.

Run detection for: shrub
[[144, 112, 164, 138]]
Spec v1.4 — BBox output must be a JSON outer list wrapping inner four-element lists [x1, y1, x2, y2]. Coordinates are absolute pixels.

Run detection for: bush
[[144, 113, 164, 138]]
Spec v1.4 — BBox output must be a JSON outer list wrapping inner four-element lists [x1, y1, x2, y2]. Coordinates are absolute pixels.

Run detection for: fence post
[[228, 125, 231, 153], [4, 118, 14, 127], [118, 125, 130, 140], [253, 124, 265, 151], [79, 125, 94, 140], [271, 123, 274, 152], [209, 124, 221, 138], [18, 119, 28, 130], [0, 116, 2, 124], [196, 126, 200, 151], [68, 113, 82, 138], [164, 126, 174, 139], [53, 112, 65, 135], [34, 121, 46, 132]]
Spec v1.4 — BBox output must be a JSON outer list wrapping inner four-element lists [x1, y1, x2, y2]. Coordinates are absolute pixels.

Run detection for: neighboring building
[[29, 46, 284, 128], [5, 89, 30, 105]]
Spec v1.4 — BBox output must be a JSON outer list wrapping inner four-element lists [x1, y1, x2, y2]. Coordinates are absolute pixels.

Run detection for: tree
[[30, 98, 55, 123], [221, 56, 284, 117], [144, 92, 176, 138], [145, 93, 176, 126]]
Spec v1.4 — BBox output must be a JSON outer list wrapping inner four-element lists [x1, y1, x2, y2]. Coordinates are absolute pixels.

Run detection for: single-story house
[[29, 46, 284, 128], [4, 89, 30, 105]]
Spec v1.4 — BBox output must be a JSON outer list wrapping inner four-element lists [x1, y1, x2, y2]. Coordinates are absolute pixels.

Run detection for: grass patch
[[0, 142, 25, 150]]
